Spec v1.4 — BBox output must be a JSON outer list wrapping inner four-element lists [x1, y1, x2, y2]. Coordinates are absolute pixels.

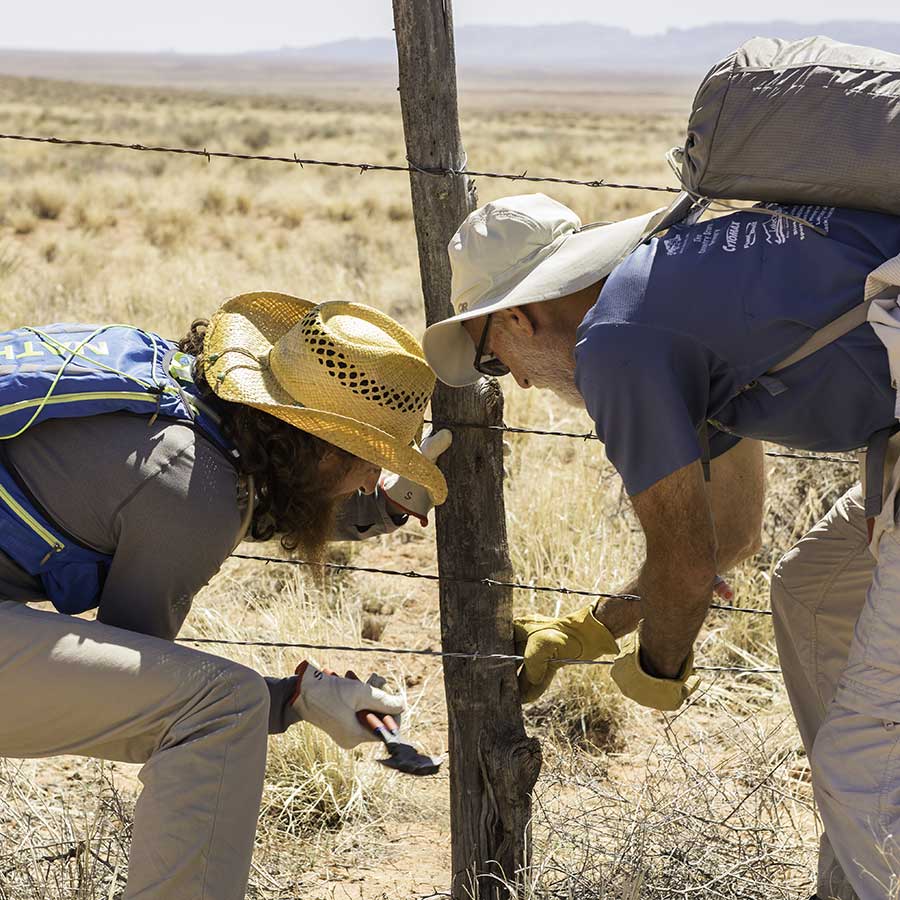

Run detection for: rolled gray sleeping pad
[[680, 36, 900, 216]]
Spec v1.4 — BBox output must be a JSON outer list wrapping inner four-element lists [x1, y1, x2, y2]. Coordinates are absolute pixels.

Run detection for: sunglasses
[[473, 314, 510, 378]]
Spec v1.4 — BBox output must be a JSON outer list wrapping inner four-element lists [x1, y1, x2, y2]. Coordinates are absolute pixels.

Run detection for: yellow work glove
[[514, 604, 618, 703], [610, 632, 700, 711]]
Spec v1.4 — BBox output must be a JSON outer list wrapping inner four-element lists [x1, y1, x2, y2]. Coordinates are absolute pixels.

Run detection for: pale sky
[[4, 1, 900, 54]]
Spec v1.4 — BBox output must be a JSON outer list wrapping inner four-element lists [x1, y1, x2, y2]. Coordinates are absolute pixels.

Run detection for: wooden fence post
[[392, 3, 542, 897]]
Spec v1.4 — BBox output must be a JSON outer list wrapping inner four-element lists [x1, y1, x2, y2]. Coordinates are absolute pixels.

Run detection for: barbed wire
[[0, 130, 799, 680], [426, 420, 858, 466], [230, 552, 771, 616], [0, 140, 857, 472], [177, 634, 780, 674], [0, 132, 679, 193], [764, 450, 858, 464]]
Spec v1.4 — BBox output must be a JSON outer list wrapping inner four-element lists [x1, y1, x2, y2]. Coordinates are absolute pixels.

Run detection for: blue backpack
[[0, 323, 237, 614]]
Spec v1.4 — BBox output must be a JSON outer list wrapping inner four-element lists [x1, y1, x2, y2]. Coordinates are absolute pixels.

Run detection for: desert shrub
[[511, 713, 817, 900], [25, 182, 66, 220], [200, 184, 228, 215], [8, 207, 37, 235], [243, 125, 272, 152], [387, 202, 411, 222], [73, 201, 117, 232], [143, 205, 194, 251], [0, 759, 133, 900]]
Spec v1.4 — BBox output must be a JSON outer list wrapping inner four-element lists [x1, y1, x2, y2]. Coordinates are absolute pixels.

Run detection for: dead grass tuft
[[200, 184, 228, 216], [8, 207, 37, 235], [0, 759, 132, 900], [480, 709, 816, 900], [142, 205, 194, 250], [25, 182, 66, 221]]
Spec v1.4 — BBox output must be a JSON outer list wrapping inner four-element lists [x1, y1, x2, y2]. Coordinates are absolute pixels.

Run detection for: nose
[[512, 370, 531, 389], [361, 466, 381, 495]]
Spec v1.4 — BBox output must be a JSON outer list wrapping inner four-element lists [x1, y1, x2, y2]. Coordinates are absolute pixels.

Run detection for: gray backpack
[[659, 36, 900, 511], [677, 35, 900, 216]]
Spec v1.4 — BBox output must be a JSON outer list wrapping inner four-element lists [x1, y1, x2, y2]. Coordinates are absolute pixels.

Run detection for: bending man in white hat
[[423, 194, 900, 900], [0, 292, 449, 900]]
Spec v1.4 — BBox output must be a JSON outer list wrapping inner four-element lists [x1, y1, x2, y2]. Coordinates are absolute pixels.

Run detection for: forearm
[[636, 557, 714, 677], [594, 566, 727, 641], [707, 438, 765, 572], [594, 440, 762, 670], [598, 441, 762, 644]]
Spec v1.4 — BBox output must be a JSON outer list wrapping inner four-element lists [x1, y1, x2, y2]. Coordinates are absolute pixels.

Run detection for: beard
[[525, 334, 584, 407], [290, 493, 342, 563]]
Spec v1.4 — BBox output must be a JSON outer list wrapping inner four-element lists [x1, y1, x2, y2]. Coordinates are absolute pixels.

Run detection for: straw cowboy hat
[[205, 291, 447, 504], [423, 193, 667, 386]]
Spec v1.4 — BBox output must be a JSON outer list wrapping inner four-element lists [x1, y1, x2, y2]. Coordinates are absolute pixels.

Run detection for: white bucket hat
[[422, 193, 667, 386]]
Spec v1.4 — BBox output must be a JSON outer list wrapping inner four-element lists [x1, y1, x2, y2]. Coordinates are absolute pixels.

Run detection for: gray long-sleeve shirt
[[0, 413, 406, 733]]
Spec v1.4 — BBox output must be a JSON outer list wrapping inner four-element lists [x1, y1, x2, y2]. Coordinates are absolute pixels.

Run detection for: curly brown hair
[[179, 318, 356, 559]]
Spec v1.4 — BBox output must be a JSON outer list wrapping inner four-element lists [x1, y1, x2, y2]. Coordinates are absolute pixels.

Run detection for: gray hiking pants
[[0, 600, 269, 900], [773, 483, 900, 899]]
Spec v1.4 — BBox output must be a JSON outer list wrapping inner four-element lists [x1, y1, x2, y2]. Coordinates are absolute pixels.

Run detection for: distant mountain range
[[271, 20, 900, 73], [1, 20, 900, 96]]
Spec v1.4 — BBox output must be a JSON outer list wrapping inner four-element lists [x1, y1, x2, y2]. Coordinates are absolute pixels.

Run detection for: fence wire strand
[[427, 420, 858, 466], [0, 132, 679, 193], [0, 127, 821, 681], [177, 634, 780, 674], [230, 552, 772, 617]]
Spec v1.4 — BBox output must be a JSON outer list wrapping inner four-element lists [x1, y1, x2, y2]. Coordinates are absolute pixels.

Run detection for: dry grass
[[502, 708, 819, 900], [0, 758, 132, 900], [0, 71, 851, 898]]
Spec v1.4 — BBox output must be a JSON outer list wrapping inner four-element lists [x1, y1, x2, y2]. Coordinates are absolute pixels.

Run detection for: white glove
[[290, 661, 406, 749], [381, 428, 452, 525]]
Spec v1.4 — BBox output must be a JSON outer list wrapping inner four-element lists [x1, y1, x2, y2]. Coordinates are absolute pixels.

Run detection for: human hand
[[514, 604, 618, 703], [713, 575, 734, 601], [290, 662, 406, 749], [610, 632, 700, 711], [381, 428, 453, 525]]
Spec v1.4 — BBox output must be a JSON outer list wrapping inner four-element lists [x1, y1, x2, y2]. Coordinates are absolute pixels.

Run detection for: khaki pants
[[0, 601, 269, 900], [773, 483, 900, 899]]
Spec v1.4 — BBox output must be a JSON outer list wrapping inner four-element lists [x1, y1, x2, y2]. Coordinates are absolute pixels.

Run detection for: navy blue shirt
[[574, 205, 900, 496]]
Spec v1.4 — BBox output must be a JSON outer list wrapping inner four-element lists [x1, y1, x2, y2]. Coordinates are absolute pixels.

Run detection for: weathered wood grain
[[392, 2, 542, 897]]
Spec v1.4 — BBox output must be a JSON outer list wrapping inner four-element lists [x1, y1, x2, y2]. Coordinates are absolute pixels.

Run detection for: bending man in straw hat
[[0, 292, 449, 900], [423, 194, 900, 900]]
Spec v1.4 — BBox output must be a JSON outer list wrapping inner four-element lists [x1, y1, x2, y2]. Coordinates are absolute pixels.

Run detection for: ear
[[320, 444, 343, 464], [501, 306, 536, 338]]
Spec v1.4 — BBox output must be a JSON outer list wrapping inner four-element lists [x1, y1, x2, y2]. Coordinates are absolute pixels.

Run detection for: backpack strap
[[641, 191, 699, 242], [767, 301, 872, 375], [765, 298, 894, 519], [698, 419, 711, 482], [865, 426, 893, 520]]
